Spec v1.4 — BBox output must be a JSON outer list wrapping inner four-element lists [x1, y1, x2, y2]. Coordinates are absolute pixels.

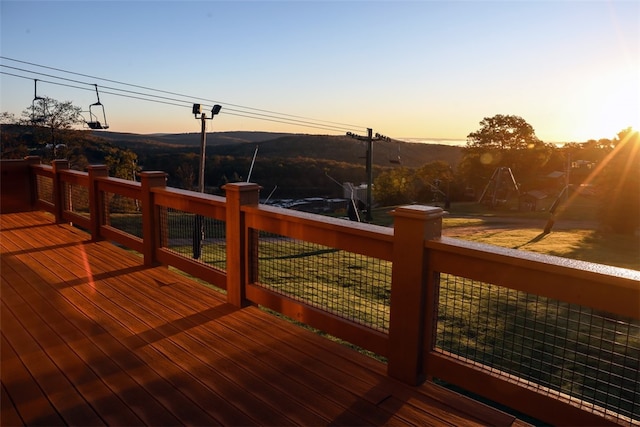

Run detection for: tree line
[[373, 114, 639, 234]]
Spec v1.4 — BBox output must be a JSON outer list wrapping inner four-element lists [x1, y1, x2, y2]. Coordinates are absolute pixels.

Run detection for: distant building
[[571, 160, 595, 170], [343, 182, 371, 205]]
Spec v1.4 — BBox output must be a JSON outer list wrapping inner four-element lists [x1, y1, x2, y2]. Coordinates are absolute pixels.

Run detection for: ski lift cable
[[1, 72, 196, 109], [3, 71, 356, 134], [222, 107, 355, 132], [1, 68, 361, 134], [222, 111, 352, 133], [1, 71, 191, 109], [2, 64, 224, 111], [1, 61, 366, 133], [0, 56, 368, 130]]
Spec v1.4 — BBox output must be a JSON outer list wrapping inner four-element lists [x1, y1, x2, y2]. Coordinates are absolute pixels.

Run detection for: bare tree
[[21, 97, 83, 158]]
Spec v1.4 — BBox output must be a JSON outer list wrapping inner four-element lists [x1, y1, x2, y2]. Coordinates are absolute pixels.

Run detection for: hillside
[[95, 130, 295, 149], [1, 125, 463, 198], [94, 130, 463, 168]]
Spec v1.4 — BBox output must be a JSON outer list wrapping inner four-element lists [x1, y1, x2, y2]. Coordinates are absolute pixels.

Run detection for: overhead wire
[[4, 69, 355, 133], [0, 56, 366, 134], [2, 66, 356, 133], [0, 71, 193, 109]]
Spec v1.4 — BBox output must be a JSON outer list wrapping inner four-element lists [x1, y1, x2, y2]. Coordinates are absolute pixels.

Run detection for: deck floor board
[[1, 211, 525, 426]]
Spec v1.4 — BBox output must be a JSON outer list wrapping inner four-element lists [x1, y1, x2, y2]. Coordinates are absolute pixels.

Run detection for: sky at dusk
[[1, 0, 638, 144]]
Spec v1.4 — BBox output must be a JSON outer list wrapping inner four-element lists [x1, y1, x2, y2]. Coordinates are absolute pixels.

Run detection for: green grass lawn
[[375, 197, 639, 271], [445, 227, 639, 270]]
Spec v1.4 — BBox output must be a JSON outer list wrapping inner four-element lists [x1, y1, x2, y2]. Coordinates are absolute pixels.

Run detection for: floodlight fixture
[[193, 103, 222, 120]]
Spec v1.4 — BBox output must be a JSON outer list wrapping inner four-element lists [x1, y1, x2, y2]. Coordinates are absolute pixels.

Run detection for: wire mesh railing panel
[[158, 207, 226, 270], [36, 174, 53, 204], [256, 232, 391, 332], [436, 273, 640, 423], [63, 182, 90, 217], [104, 192, 143, 238]]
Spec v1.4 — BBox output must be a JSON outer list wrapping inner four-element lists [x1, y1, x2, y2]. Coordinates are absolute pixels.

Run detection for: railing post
[[25, 156, 41, 209], [139, 171, 167, 267], [388, 205, 443, 385], [223, 182, 261, 307], [51, 159, 70, 223], [87, 165, 109, 241], [0, 156, 41, 213]]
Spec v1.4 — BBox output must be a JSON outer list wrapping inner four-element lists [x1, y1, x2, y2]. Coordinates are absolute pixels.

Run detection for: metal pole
[[194, 113, 207, 259], [366, 128, 373, 222], [198, 113, 207, 193]]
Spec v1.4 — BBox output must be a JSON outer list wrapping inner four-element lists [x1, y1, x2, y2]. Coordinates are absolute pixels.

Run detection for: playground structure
[[478, 167, 520, 209], [478, 166, 573, 233]]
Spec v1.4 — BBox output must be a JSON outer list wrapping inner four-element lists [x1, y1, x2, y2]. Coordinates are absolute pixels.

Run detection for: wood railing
[[3, 157, 639, 426]]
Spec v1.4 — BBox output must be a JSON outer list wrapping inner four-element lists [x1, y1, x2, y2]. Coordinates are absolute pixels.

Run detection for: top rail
[[243, 204, 394, 260], [153, 186, 227, 220], [96, 175, 141, 200], [427, 236, 640, 319]]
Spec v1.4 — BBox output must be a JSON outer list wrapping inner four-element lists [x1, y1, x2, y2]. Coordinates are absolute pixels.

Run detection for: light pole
[[193, 103, 222, 193], [192, 103, 221, 259]]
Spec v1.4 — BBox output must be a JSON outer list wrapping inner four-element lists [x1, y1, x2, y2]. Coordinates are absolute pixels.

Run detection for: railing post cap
[[392, 205, 444, 220], [138, 171, 168, 178], [24, 156, 41, 164], [222, 182, 262, 192], [51, 159, 70, 169], [139, 171, 167, 188], [87, 164, 108, 171]]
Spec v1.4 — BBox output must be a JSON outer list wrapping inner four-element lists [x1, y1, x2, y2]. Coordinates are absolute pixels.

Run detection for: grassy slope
[[369, 196, 639, 270]]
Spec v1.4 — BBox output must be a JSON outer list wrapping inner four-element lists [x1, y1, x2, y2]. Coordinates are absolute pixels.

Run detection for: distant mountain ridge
[[0, 125, 464, 198], [95, 130, 302, 147], [93, 130, 463, 168]]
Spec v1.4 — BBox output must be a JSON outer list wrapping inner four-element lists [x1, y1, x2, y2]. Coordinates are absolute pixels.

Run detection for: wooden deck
[[1, 211, 528, 426]]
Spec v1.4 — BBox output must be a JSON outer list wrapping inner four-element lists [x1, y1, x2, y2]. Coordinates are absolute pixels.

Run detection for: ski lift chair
[[86, 84, 109, 130]]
